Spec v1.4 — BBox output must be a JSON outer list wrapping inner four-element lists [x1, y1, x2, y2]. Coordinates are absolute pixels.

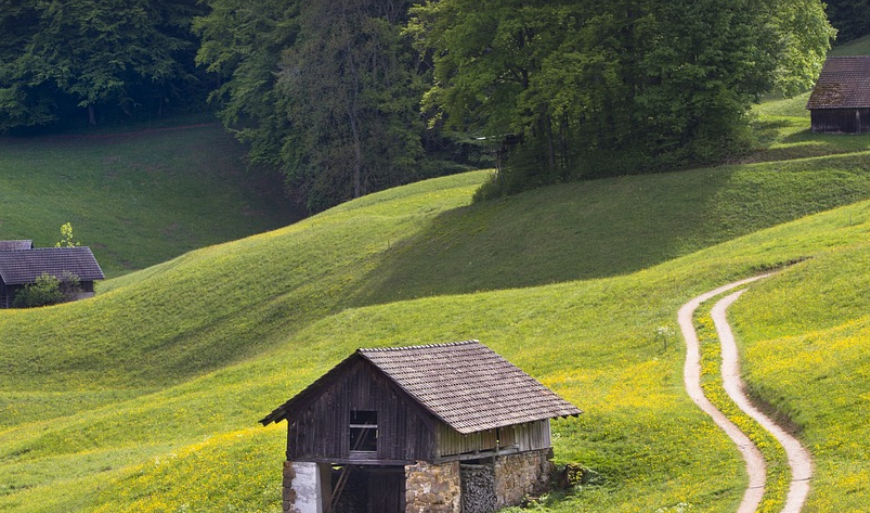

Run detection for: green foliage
[[411, 0, 835, 197], [196, 0, 471, 213], [7, 71, 870, 509], [0, 0, 207, 130], [275, 0, 427, 212], [13, 273, 64, 308], [55, 222, 80, 248], [12, 271, 81, 308], [829, 33, 870, 56], [824, 0, 870, 43], [193, 0, 301, 170]]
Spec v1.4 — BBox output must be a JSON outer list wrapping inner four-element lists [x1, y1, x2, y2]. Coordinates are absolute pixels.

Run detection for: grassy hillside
[[4, 36, 870, 512], [0, 121, 302, 277], [729, 250, 870, 511], [4, 141, 870, 512]]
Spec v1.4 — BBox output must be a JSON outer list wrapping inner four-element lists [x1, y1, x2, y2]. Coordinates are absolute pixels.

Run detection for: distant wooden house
[[0, 246, 105, 308], [807, 56, 870, 133], [0, 240, 34, 251], [260, 340, 582, 513]]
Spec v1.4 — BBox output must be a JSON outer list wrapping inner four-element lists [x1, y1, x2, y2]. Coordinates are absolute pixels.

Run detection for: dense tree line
[[825, 0, 870, 42], [0, 0, 838, 208], [0, 0, 207, 130], [410, 0, 834, 196], [195, 0, 483, 212], [195, 0, 464, 212]]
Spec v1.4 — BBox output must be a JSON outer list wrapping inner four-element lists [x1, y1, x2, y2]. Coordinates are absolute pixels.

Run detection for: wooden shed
[[0, 246, 105, 308], [0, 240, 34, 251], [807, 56, 870, 133], [261, 340, 582, 513]]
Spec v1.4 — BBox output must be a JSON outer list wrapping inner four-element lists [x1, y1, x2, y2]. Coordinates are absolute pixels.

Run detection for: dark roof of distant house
[[0, 240, 34, 251], [260, 340, 582, 434], [807, 56, 870, 110], [0, 247, 105, 285]]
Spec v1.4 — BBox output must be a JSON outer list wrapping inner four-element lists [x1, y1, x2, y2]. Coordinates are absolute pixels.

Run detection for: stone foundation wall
[[493, 450, 553, 508], [404, 461, 461, 513]]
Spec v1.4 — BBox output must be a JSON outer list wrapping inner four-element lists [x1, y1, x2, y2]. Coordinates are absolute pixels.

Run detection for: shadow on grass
[[349, 158, 870, 307], [348, 170, 730, 305]]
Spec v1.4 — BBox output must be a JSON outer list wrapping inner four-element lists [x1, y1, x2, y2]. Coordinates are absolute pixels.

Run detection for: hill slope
[[3, 134, 870, 512], [0, 122, 301, 277]]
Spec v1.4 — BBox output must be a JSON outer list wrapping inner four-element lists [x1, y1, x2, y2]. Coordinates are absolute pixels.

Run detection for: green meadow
[[0, 120, 302, 277], [3, 62, 870, 512]]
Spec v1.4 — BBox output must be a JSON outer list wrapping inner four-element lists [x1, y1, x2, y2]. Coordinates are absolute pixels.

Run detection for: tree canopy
[[0, 0, 206, 130], [196, 0, 472, 212], [410, 0, 835, 196], [825, 0, 870, 42], [0, 0, 838, 207]]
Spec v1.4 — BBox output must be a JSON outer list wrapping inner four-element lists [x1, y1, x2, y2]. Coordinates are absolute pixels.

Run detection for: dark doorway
[[331, 465, 405, 513]]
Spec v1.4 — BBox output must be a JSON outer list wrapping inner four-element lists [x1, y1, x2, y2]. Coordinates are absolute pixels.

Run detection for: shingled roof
[[261, 340, 582, 434], [0, 247, 105, 285], [0, 240, 34, 251], [807, 56, 870, 110]]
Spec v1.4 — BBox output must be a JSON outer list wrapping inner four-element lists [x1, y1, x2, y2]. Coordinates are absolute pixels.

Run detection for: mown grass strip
[[694, 304, 790, 512]]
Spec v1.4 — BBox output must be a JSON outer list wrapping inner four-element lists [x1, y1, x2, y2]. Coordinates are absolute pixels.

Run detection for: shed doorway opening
[[329, 465, 404, 513]]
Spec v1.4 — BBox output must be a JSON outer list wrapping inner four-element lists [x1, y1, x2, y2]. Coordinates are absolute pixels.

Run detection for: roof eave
[[451, 410, 584, 435]]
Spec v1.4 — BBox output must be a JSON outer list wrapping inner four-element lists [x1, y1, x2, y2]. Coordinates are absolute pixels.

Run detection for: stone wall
[[493, 449, 553, 508], [404, 461, 461, 513]]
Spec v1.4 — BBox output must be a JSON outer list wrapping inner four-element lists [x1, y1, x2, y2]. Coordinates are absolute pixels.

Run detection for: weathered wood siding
[[811, 108, 870, 134], [437, 420, 551, 458], [286, 359, 437, 463], [0, 281, 20, 309]]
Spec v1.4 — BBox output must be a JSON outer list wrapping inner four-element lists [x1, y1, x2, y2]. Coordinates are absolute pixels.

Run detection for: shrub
[[13, 271, 82, 308]]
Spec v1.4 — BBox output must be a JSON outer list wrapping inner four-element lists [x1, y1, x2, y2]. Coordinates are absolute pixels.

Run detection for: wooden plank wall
[[287, 359, 436, 463], [438, 420, 551, 457], [812, 108, 870, 133], [0, 282, 17, 309]]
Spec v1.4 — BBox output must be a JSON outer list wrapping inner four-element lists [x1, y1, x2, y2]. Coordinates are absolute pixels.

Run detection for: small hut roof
[[0, 247, 105, 285], [0, 240, 34, 251], [807, 56, 870, 110], [260, 340, 582, 434]]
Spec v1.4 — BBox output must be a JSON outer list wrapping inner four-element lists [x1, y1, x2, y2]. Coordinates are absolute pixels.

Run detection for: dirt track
[[678, 276, 813, 513]]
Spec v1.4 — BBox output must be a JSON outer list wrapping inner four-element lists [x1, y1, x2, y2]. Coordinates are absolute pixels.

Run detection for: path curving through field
[[678, 276, 813, 513]]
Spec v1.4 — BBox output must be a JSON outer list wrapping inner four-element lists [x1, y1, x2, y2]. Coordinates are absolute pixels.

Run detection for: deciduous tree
[[410, 0, 834, 196], [0, 0, 206, 129], [197, 0, 432, 212]]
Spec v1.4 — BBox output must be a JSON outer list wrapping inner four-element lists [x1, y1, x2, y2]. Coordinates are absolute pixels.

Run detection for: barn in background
[[260, 340, 582, 513], [807, 56, 870, 134], [0, 240, 34, 251], [0, 245, 105, 308]]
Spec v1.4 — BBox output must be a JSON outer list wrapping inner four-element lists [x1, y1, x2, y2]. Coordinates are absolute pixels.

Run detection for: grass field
[[0, 120, 302, 278], [4, 151, 870, 512], [3, 42, 870, 512]]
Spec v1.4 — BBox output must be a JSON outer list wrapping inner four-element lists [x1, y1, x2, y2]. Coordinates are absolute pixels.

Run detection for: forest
[[0, 0, 854, 211]]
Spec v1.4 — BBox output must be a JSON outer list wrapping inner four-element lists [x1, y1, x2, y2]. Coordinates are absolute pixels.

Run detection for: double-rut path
[[678, 277, 813, 513]]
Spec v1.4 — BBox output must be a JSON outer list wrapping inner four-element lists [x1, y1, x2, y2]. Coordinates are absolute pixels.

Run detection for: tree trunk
[[87, 104, 97, 126], [543, 111, 556, 177], [346, 40, 363, 198], [347, 105, 363, 198]]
